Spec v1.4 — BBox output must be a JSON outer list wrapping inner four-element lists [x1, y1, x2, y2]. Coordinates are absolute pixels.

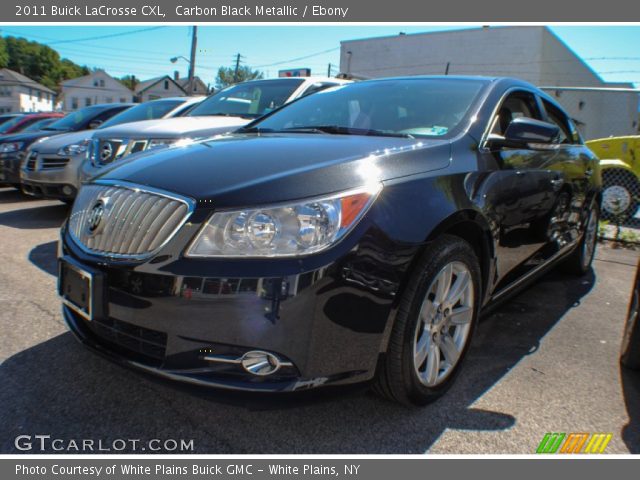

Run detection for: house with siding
[[0, 68, 56, 113], [60, 70, 133, 111]]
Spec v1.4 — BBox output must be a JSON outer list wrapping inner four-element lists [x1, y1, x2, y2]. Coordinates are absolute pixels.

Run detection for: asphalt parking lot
[[0, 186, 638, 454]]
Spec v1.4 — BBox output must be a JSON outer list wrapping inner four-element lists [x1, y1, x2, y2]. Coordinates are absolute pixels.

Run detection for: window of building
[[94, 80, 99, 87], [37, 91, 42, 101], [105, 97, 113, 103], [99, 79, 105, 87], [71, 98, 78, 110], [85, 98, 92, 107], [120, 98, 127, 103], [164, 80, 169, 90]]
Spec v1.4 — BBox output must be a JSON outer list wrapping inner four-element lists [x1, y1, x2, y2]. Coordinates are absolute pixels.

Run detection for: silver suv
[[20, 97, 203, 202]]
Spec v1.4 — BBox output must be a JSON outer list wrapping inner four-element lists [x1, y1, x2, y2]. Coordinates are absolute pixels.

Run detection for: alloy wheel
[[413, 261, 474, 387]]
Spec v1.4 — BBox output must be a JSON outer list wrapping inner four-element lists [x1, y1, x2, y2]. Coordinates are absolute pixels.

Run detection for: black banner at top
[[4, 0, 638, 22]]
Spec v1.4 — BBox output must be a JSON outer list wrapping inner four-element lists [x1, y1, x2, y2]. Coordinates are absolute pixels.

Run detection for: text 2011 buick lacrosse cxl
[[58, 77, 601, 405]]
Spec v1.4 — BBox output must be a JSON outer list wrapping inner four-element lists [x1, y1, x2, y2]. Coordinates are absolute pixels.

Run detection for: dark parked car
[[0, 112, 64, 136], [0, 103, 132, 187], [621, 261, 640, 369], [58, 76, 601, 405]]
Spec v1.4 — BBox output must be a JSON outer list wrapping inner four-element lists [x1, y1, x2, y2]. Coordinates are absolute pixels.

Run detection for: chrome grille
[[68, 183, 193, 258], [92, 138, 149, 166], [41, 157, 70, 170]]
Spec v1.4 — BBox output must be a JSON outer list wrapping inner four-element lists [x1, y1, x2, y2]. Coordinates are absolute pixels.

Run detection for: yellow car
[[586, 136, 640, 221]]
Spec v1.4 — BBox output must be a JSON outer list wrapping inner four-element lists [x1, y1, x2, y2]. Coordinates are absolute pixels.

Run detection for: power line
[[47, 27, 167, 45], [253, 47, 340, 68]]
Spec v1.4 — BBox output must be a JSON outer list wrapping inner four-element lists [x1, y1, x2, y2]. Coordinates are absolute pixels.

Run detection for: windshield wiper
[[283, 125, 414, 138], [202, 112, 257, 119], [238, 126, 277, 133]]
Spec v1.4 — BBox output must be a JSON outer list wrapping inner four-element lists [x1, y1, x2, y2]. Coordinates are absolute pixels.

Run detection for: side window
[[490, 91, 541, 136], [541, 99, 573, 145], [92, 107, 126, 124]]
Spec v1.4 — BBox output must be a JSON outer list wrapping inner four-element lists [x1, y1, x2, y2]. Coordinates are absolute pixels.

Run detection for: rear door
[[539, 97, 593, 243]]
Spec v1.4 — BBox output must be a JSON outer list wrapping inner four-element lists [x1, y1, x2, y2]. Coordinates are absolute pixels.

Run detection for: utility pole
[[187, 26, 198, 94], [233, 53, 242, 83], [327, 63, 332, 77], [445, 62, 450, 75]]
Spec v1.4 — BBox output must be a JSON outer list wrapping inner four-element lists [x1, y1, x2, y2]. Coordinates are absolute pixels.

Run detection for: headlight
[[57, 139, 90, 156], [186, 185, 382, 258], [0, 142, 24, 154], [147, 139, 177, 150]]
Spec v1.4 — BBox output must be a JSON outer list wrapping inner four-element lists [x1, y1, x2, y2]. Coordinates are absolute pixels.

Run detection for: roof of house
[[0, 68, 56, 95], [135, 75, 186, 95], [178, 76, 207, 87], [60, 70, 131, 91]]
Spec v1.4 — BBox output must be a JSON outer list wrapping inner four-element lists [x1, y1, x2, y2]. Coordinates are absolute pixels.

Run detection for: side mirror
[[488, 117, 560, 149], [88, 120, 103, 129]]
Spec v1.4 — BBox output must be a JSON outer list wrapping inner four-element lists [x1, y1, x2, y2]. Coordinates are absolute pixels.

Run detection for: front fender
[[599, 158, 635, 173]]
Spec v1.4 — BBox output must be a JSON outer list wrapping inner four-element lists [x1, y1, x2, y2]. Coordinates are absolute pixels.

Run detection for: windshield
[[246, 78, 486, 138], [188, 79, 305, 119], [99, 100, 184, 128], [45, 105, 113, 131], [19, 118, 57, 133]]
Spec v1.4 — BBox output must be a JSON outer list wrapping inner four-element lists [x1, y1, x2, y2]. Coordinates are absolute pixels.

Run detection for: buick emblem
[[100, 142, 113, 162], [87, 200, 105, 235]]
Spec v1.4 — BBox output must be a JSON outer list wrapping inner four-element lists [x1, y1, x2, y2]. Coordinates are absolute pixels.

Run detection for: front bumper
[[20, 150, 82, 199], [0, 152, 24, 185], [60, 225, 401, 392]]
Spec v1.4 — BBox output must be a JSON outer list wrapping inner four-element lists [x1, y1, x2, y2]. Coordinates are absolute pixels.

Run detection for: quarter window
[[541, 99, 573, 144]]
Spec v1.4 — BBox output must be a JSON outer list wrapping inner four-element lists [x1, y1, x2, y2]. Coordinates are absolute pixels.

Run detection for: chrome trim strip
[[491, 241, 578, 302]]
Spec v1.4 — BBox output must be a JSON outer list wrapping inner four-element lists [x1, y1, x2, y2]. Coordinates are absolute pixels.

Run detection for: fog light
[[240, 351, 282, 376], [62, 185, 73, 196]]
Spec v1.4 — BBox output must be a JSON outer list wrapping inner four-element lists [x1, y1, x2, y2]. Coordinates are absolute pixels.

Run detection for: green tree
[[0, 37, 9, 68], [119, 75, 139, 91], [1, 35, 89, 92], [215, 65, 264, 89]]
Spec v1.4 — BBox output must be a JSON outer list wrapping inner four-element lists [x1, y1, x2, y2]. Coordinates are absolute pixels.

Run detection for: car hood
[[30, 130, 92, 153], [0, 130, 68, 145], [92, 116, 251, 139], [98, 133, 451, 207]]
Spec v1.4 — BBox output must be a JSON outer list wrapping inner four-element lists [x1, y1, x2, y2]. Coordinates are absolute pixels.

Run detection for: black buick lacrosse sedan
[[59, 76, 600, 405]]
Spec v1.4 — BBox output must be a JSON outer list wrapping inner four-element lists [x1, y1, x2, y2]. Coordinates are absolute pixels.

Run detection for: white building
[[60, 70, 133, 111], [0, 68, 56, 113], [174, 72, 209, 96], [340, 26, 639, 140], [134, 75, 186, 102]]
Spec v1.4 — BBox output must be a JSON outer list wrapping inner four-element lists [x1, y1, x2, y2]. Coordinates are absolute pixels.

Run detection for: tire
[[621, 277, 640, 369], [601, 169, 640, 223], [562, 202, 599, 276], [374, 234, 481, 406]]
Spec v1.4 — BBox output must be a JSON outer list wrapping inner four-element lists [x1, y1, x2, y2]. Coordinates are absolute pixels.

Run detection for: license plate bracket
[[58, 257, 106, 321]]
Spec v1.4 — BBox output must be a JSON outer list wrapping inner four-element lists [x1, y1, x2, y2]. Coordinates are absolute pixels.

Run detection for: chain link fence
[[599, 167, 640, 247]]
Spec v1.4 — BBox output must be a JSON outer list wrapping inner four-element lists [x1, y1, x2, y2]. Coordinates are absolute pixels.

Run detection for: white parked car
[[80, 77, 351, 184]]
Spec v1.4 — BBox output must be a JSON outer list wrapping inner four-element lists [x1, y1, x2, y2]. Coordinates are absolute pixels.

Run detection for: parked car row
[[54, 75, 607, 405], [0, 77, 349, 203]]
